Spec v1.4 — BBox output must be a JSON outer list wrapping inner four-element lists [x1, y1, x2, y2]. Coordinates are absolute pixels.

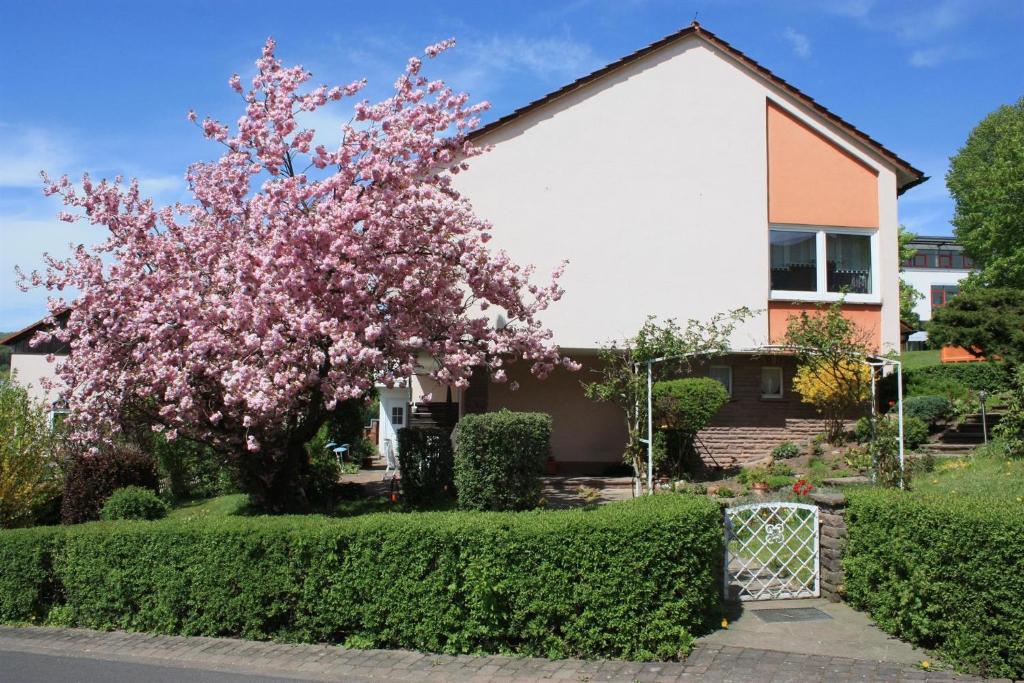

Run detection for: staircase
[[408, 401, 459, 434], [924, 412, 1002, 456]]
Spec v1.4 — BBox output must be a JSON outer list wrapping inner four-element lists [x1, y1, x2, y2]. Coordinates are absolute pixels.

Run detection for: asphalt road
[[0, 650, 312, 683]]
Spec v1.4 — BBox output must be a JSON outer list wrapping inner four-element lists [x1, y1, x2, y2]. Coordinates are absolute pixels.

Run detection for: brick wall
[[692, 354, 856, 467], [810, 492, 848, 601]]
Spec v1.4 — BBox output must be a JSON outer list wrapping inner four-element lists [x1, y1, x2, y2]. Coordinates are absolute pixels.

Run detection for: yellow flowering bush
[[793, 359, 872, 442]]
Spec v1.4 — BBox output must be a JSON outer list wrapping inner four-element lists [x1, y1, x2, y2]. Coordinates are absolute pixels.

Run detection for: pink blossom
[[25, 36, 571, 485]]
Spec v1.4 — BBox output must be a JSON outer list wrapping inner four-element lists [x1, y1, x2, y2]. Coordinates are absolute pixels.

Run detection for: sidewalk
[[0, 624, 991, 682]]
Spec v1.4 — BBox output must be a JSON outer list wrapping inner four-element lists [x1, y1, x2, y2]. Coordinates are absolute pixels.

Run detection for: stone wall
[[811, 492, 849, 602], [693, 354, 853, 467]]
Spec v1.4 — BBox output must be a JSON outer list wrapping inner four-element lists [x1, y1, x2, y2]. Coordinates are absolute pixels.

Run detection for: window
[[708, 366, 732, 397], [770, 230, 817, 292], [770, 227, 877, 301], [826, 233, 872, 294], [48, 408, 70, 431], [390, 405, 405, 427], [931, 285, 958, 312], [937, 251, 953, 268], [760, 367, 784, 398]]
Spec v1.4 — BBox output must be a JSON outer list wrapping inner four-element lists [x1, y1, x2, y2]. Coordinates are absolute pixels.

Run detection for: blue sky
[[1, 0, 1021, 330]]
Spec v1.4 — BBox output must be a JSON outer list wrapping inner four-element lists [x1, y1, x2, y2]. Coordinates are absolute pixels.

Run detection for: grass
[[168, 493, 251, 519], [901, 349, 942, 370], [911, 447, 1024, 502]]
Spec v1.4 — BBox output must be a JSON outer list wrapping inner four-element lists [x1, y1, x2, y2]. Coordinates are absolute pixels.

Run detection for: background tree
[[0, 381, 62, 528], [928, 287, 1024, 365], [898, 226, 923, 330], [785, 301, 873, 443], [946, 96, 1024, 288], [582, 309, 751, 486], [24, 39, 571, 512]]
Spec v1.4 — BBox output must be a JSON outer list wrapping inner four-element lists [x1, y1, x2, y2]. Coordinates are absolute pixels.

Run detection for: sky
[[1, 0, 1022, 331]]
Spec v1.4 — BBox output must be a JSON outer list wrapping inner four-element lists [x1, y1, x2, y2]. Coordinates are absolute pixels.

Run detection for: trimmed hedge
[[0, 495, 723, 660], [844, 489, 1024, 678], [396, 427, 455, 507], [454, 410, 550, 511], [880, 361, 1014, 405]]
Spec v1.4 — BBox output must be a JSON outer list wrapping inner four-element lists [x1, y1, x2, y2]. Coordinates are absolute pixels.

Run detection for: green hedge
[[454, 410, 550, 511], [397, 427, 455, 507], [0, 495, 722, 660], [881, 361, 1014, 404], [844, 489, 1024, 678]]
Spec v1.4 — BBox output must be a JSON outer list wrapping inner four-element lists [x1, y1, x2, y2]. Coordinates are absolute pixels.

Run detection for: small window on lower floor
[[390, 405, 405, 427], [709, 366, 733, 397], [761, 367, 783, 398]]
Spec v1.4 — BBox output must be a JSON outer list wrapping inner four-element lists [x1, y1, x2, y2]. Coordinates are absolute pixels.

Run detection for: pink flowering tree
[[22, 38, 572, 512]]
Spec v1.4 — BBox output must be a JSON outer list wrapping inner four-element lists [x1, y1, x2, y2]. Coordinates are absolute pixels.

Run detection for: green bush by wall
[[397, 427, 455, 507], [0, 495, 723, 660], [454, 410, 550, 511], [880, 361, 1014, 405], [844, 489, 1024, 678], [100, 486, 169, 521]]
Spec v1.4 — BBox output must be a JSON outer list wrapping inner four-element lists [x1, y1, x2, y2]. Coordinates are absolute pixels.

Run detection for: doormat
[[753, 607, 832, 623]]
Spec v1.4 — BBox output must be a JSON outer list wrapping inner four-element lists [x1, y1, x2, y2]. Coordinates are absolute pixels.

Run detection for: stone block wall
[[811, 492, 849, 602]]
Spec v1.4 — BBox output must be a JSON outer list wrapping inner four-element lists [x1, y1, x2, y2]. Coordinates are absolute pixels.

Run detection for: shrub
[[902, 395, 953, 427], [880, 361, 1014, 405], [854, 416, 874, 444], [0, 495, 723, 660], [0, 381, 63, 528], [652, 378, 729, 478], [845, 489, 1024, 678], [397, 427, 454, 507], [993, 369, 1024, 458], [454, 410, 550, 511], [150, 433, 235, 501], [869, 418, 907, 488], [903, 416, 930, 450], [793, 359, 872, 443], [770, 441, 801, 460], [61, 443, 160, 524], [99, 486, 169, 521]]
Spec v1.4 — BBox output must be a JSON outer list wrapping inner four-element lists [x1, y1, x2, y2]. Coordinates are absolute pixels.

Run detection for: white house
[[901, 235, 976, 349]]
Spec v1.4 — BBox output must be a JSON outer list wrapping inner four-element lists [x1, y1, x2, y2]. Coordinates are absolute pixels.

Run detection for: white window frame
[[708, 365, 733, 397], [770, 225, 880, 304], [760, 366, 784, 399], [390, 405, 405, 428], [48, 408, 70, 430]]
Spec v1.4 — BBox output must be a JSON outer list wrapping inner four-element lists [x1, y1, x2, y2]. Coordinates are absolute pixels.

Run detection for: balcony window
[[826, 233, 872, 294], [770, 230, 817, 292], [770, 227, 878, 301]]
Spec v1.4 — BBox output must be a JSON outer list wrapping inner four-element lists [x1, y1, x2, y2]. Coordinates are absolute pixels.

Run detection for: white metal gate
[[724, 502, 819, 601]]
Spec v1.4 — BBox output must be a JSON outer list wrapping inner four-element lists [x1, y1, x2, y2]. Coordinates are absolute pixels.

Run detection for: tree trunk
[[236, 440, 313, 514]]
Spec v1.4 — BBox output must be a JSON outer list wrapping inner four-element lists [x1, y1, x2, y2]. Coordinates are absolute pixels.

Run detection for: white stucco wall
[[452, 35, 904, 352], [902, 268, 972, 322], [9, 354, 65, 407]]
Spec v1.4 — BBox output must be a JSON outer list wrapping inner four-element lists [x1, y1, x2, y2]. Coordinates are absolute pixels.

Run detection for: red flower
[[793, 479, 813, 496]]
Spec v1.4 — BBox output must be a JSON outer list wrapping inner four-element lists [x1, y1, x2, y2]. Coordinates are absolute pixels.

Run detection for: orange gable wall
[[767, 101, 879, 228], [768, 301, 882, 352]]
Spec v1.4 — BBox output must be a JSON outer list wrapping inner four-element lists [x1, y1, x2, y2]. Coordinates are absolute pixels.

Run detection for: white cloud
[[463, 35, 601, 81], [0, 125, 76, 189], [783, 27, 812, 58]]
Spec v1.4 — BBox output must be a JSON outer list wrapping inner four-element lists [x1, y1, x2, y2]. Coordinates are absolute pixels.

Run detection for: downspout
[[646, 360, 654, 495]]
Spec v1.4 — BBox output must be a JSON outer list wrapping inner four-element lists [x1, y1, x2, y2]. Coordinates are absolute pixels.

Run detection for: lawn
[[912, 450, 1024, 501], [900, 349, 941, 370]]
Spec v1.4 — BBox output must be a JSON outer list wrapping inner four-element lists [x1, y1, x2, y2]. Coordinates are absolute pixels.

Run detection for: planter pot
[[751, 482, 770, 496], [544, 458, 558, 475]]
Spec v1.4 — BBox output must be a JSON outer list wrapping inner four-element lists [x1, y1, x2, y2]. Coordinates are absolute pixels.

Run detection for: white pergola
[[637, 344, 905, 492]]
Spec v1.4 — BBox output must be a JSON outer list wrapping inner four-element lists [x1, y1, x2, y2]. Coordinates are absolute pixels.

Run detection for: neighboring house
[[901, 235, 977, 350], [1, 311, 70, 423], [384, 23, 925, 470]]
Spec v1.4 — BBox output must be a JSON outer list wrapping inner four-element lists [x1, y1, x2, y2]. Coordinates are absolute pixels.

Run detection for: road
[[1, 650, 311, 683]]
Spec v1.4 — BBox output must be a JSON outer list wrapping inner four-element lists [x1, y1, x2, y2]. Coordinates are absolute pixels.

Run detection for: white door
[[379, 395, 407, 455]]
